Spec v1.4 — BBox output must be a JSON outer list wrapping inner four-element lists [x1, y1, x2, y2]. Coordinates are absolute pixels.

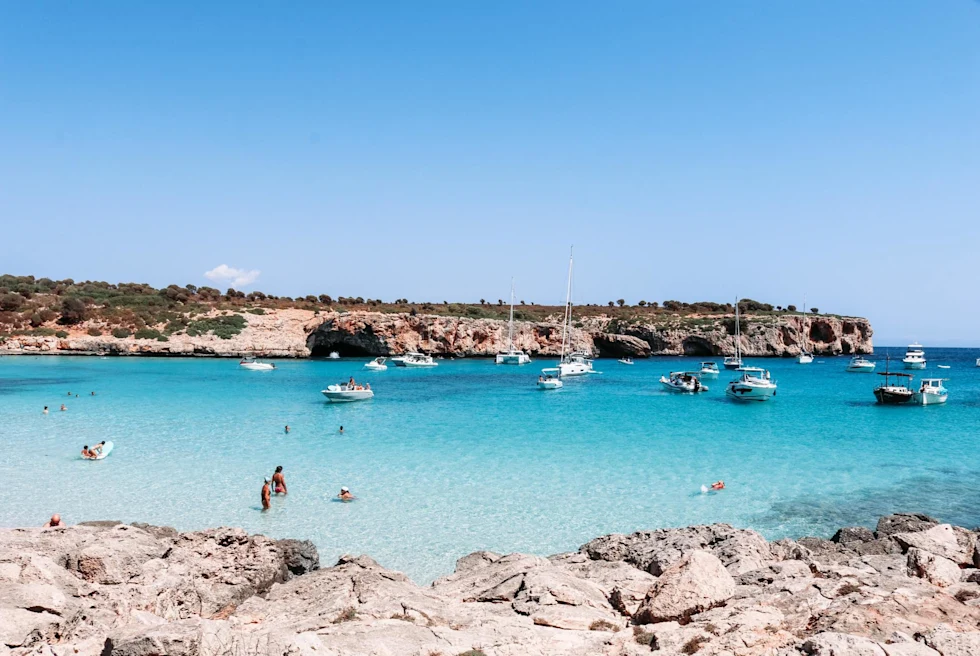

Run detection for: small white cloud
[[204, 264, 261, 288]]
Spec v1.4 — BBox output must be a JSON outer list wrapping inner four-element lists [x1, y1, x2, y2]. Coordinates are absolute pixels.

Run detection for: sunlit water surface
[[2, 348, 978, 582]]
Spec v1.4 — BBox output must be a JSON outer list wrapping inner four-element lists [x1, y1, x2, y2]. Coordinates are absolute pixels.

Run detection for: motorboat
[[537, 371, 563, 390], [363, 357, 388, 371], [903, 343, 926, 370], [912, 378, 948, 405], [660, 371, 708, 393], [873, 357, 913, 404], [328, 351, 340, 359], [546, 250, 596, 378], [496, 279, 532, 365], [240, 357, 275, 371], [725, 367, 777, 401], [846, 356, 876, 373], [797, 297, 813, 364], [321, 382, 374, 402], [394, 352, 438, 368], [618, 357, 634, 365], [698, 362, 720, 377], [724, 298, 744, 369]]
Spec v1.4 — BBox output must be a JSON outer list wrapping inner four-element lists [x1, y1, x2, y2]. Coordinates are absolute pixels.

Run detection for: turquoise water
[[2, 349, 979, 582]]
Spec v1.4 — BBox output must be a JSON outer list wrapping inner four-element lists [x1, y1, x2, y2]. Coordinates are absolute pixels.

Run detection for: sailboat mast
[[559, 249, 573, 363], [801, 294, 808, 352], [734, 297, 741, 360], [507, 279, 516, 352]]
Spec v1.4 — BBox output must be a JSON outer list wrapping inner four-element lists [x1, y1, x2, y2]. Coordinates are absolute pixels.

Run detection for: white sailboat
[[723, 298, 743, 370], [496, 279, 531, 365], [797, 296, 813, 364], [551, 249, 594, 377]]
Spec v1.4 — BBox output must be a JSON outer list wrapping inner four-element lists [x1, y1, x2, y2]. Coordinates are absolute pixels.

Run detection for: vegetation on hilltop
[[0, 274, 841, 340]]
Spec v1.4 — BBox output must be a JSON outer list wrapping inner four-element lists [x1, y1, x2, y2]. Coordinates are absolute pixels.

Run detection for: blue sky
[[1, 2, 978, 345]]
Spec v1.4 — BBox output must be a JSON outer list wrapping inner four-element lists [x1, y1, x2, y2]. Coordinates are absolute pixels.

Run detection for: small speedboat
[[723, 356, 743, 370], [537, 371, 563, 390], [557, 352, 595, 376], [903, 343, 926, 370], [398, 352, 438, 368], [797, 351, 814, 364], [363, 357, 388, 371], [322, 383, 374, 402], [240, 357, 275, 371], [660, 371, 708, 393], [846, 356, 876, 373], [911, 378, 948, 405], [618, 357, 634, 365], [698, 362, 720, 377], [726, 367, 776, 401]]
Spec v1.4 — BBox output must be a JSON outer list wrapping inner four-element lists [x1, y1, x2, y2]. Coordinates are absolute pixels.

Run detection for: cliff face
[[0, 309, 873, 358], [3, 514, 979, 655]]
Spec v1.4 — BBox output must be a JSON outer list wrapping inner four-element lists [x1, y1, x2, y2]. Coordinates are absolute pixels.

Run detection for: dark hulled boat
[[873, 356, 914, 404]]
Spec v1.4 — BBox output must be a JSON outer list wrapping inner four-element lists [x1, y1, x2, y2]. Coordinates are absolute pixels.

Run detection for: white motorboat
[[545, 250, 596, 379], [912, 378, 948, 405], [537, 371, 563, 390], [976, 358, 980, 368], [660, 371, 708, 393], [618, 357, 634, 365], [726, 367, 777, 401], [903, 343, 926, 370], [399, 352, 438, 368], [328, 351, 340, 359], [363, 357, 388, 371], [240, 357, 275, 371], [321, 383, 374, 402], [724, 299, 744, 369], [698, 362, 720, 377], [846, 356, 876, 373], [797, 297, 813, 364], [496, 280, 532, 365]]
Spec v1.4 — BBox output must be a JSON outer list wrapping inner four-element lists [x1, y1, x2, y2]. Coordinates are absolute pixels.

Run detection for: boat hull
[[401, 361, 437, 368], [912, 391, 947, 405], [797, 354, 813, 364], [903, 361, 926, 370], [496, 353, 531, 365], [558, 362, 593, 376], [725, 383, 775, 401], [846, 364, 876, 373], [874, 388, 913, 404], [240, 363, 275, 371], [723, 361, 742, 370], [322, 387, 374, 402], [363, 364, 387, 371], [537, 380, 563, 390]]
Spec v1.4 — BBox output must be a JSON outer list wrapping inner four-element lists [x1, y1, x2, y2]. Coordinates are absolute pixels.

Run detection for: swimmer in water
[[339, 426, 344, 434], [91, 392, 96, 396], [60, 404, 67, 412], [43, 514, 62, 528], [272, 466, 287, 495], [284, 425, 290, 434], [338, 486, 355, 501], [43, 406, 49, 414], [711, 481, 725, 490], [261, 479, 271, 510]]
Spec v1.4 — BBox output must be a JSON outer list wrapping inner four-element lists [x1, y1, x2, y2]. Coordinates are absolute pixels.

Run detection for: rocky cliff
[[0, 309, 873, 358], [3, 514, 978, 655]]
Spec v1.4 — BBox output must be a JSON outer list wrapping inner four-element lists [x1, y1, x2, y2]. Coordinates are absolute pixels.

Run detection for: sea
[[1, 347, 978, 583]]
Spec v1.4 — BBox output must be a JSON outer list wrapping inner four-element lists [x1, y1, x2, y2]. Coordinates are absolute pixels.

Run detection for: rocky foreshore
[[3, 513, 978, 655], [0, 309, 873, 359]]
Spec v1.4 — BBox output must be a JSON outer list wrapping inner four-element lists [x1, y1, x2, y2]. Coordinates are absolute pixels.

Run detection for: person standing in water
[[43, 406, 49, 414], [272, 466, 287, 495], [261, 479, 271, 510], [339, 425, 344, 434], [284, 425, 290, 434]]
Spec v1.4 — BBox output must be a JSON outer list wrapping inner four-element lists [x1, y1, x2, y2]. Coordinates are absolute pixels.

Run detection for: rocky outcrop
[[0, 308, 873, 358], [4, 513, 980, 655]]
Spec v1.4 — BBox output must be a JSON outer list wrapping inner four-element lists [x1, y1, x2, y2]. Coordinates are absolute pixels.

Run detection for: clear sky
[[1, 2, 978, 345]]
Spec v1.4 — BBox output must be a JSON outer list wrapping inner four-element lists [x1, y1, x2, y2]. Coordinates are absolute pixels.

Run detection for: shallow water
[[1, 348, 978, 582]]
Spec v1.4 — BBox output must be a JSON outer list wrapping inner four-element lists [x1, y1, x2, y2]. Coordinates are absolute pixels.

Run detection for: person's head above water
[[275, 466, 282, 473], [83, 445, 89, 450], [264, 478, 270, 484], [341, 486, 349, 492]]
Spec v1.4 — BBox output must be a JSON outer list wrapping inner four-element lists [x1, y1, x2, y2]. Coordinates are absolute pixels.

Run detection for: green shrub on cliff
[[87, 327, 102, 336], [112, 328, 131, 338], [55, 330, 68, 338], [135, 328, 162, 340], [185, 314, 246, 339]]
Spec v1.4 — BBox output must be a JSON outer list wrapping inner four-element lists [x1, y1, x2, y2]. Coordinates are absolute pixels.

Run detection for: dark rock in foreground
[[2, 513, 979, 655]]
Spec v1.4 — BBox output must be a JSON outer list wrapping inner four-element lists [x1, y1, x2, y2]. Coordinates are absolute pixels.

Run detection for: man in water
[[339, 426, 344, 434], [272, 466, 287, 495], [261, 479, 271, 510], [43, 514, 62, 528], [338, 486, 354, 501], [284, 425, 290, 434], [43, 406, 49, 414], [60, 404, 67, 411], [81, 445, 95, 459]]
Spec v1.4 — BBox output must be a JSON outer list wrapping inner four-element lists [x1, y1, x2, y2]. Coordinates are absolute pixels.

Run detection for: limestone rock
[[801, 632, 887, 655], [833, 526, 877, 544], [634, 550, 736, 624], [893, 524, 976, 566], [920, 624, 980, 655], [877, 514, 940, 538]]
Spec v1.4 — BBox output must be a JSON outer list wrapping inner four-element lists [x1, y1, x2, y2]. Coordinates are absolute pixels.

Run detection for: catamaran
[[797, 297, 813, 364], [723, 298, 744, 370], [495, 279, 531, 365]]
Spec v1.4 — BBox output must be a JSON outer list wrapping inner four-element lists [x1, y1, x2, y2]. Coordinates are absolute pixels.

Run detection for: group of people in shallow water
[[261, 462, 354, 510], [43, 391, 96, 414]]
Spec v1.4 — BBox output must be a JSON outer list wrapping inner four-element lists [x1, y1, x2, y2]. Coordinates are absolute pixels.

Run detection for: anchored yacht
[[912, 378, 948, 405], [903, 343, 926, 370], [846, 356, 876, 373], [726, 367, 777, 401], [496, 279, 531, 365]]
